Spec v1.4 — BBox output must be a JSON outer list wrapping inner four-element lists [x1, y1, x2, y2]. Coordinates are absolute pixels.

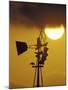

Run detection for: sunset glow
[[44, 25, 65, 40]]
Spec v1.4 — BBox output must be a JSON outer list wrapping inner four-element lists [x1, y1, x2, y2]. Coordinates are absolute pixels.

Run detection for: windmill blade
[[16, 41, 28, 55]]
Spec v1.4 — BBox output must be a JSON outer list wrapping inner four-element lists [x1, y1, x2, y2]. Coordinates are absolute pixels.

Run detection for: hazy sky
[[9, 1, 66, 88], [10, 1, 66, 28]]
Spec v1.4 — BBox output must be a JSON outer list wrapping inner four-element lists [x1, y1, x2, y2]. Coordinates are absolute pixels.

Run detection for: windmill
[[16, 30, 48, 87]]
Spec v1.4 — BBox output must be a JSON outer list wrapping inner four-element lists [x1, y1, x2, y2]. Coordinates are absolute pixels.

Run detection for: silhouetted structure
[[31, 37, 48, 87], [16, 32, 48, 87]]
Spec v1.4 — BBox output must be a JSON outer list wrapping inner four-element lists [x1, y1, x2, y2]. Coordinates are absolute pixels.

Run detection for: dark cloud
[[9, 1, 66, 28]]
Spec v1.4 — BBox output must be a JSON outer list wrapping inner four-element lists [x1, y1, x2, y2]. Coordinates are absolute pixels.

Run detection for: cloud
[[9, 1, 66, 28]]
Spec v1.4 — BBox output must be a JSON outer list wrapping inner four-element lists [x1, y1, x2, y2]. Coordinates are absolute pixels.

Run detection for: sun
[[44, 25, 65, 40]]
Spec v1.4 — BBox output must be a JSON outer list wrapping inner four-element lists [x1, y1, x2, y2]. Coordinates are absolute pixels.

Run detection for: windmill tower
[[16, 30, 48, 87]]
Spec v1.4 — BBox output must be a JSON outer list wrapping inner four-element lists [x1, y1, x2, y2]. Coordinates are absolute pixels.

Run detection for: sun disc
[[44, 25, 65, 40]]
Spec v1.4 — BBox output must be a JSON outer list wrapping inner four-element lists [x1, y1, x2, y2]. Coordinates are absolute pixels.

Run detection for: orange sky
[[9, 1, 66, 88]]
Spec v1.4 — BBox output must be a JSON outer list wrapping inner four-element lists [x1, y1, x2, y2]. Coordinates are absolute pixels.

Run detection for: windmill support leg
[[33, 67, 37, 87], [40, 67, 43, 87], [37, 63, 40, 87], [33, 66, 43, 87]]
